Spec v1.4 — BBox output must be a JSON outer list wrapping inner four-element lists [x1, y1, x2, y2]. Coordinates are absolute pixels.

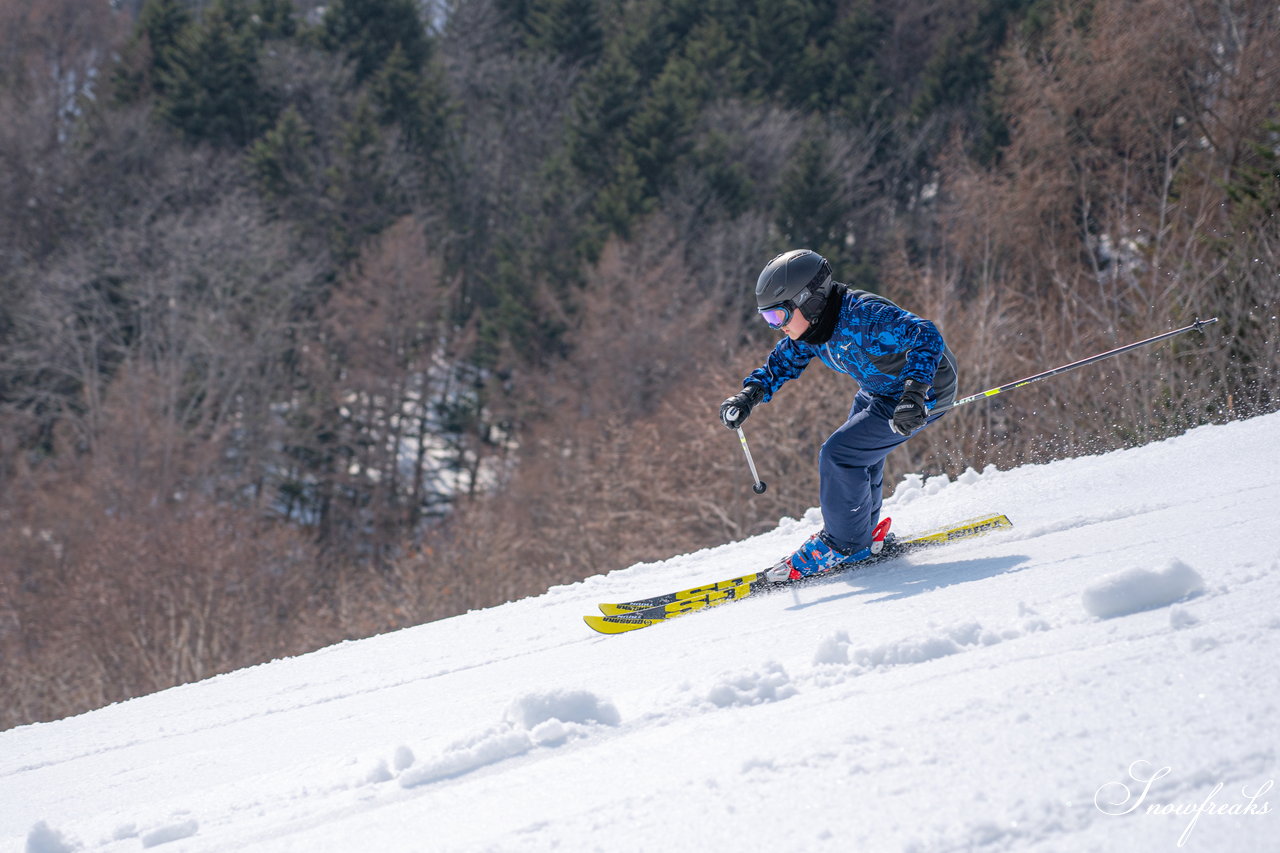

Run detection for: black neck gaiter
[[799, 285, 845, 345]]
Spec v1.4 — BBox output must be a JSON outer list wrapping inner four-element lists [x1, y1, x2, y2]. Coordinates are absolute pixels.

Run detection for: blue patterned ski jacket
[[744, 287, 958, 408]]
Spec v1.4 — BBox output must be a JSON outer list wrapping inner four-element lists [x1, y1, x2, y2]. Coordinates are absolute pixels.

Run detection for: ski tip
[[583, 614, 654, 635]]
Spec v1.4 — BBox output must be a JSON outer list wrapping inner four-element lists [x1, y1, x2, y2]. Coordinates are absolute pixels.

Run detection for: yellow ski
[[585, 514, 1011, 635]]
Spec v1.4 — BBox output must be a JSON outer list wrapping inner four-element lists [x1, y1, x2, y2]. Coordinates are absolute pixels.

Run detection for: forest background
[[1, 0, 1276, 728]]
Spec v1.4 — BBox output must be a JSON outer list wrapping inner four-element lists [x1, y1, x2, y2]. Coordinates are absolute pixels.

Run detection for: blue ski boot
[[764, 517, 893, 583]]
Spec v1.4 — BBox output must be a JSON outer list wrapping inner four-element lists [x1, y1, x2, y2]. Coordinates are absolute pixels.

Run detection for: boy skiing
[[720, 249, 958, 582]]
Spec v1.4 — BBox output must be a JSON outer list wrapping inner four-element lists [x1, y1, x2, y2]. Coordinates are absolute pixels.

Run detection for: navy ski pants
[[818, 390, 945, 553]]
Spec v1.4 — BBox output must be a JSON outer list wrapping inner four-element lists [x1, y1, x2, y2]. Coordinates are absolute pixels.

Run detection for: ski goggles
[[759, 302, 794, 329]]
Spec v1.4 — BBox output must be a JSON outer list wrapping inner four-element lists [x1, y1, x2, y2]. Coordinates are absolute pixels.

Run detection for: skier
[[720, 249, 958, 582]]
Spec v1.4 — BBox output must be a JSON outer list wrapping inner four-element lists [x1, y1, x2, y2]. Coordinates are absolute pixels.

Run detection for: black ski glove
[[890, 380, 930, 436], [720, 384, 765, 430]]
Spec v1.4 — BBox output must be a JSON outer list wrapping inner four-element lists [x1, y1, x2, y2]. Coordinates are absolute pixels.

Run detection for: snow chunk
[[925, 473, 952, 493], [364, 759, 393, 784], [813, 630, 852, 665], [364, 745, 416, 783], [392, 745, 416, 771], [506, 688, 621, 729], [1169, 606, 1200, 630], [399, 689, 620, 788], [1081, 559, 1205, 619], [855, 632, 965, 667], [889, 473, 925, 504], [140, 819, 198, 848], [705, 662, 796, 707], [529, 718, 572, 746], [855, 622, 1000, 669], [399, 726, 532, 788], [818, 617, 1044, 676], [26, 822, 77, 853], [889, 471, 959, 506]]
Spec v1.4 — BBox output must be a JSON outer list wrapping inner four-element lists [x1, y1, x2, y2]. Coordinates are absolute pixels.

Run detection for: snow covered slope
[[4, 413, 1279, 852]]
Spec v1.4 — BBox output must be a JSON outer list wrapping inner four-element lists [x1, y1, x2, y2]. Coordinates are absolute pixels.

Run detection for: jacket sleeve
[[744, 338, 816, 402], [898, 315, 945, 387], [862, 300, 945, 389]]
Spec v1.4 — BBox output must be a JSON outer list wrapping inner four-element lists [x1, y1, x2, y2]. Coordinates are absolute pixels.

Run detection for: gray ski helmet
[[755, 249, 833, 321]]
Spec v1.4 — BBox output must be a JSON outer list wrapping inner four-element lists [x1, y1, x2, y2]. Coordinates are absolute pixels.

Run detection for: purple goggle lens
[[760, 304, 791, 329]]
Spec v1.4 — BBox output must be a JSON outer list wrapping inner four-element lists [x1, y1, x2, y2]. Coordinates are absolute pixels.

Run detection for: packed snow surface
[[4, 413, 1279, 852]]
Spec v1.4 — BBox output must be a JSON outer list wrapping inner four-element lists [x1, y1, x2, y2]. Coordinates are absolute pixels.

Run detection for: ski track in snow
[[3, 413, 1280, 852]]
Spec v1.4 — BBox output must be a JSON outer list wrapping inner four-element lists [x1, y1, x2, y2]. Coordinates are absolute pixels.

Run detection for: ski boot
[[764, 518, 893, 583]]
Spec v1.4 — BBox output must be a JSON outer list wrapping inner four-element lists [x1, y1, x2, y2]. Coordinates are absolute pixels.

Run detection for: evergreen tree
[[911, 0, 1043, 122], [744, 0, 815, 99], [592, 149, 648, 239], [693, 132, 754, 219], [777, 122, 848, 267], [680, 17, 748, 96], [252, 0, 298, 41], [815, 2, 889, 123], [370, 43, 452, 174], [247, 106, 316, 202], [325, 98, 401, 261], [322, 0, 430, 83], [1225, 116, 1280, 215], [625, 54, 706, 195], [156, 0, 273, 147], [568, 51, 642, 183], [112, 0, 193, 103], [525, 0, 605, 67], [370, 43, 419, 128]]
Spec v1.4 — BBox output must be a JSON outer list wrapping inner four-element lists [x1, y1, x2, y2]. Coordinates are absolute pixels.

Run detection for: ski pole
[[736, 426, 768, 494], [725, 407, 768, 494], [932, 317, 1219, 415]]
